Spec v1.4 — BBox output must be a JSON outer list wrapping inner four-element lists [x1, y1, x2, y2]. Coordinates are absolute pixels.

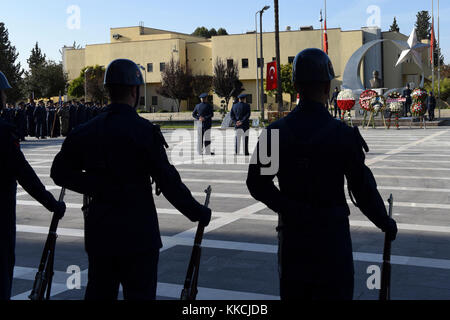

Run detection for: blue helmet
[[0, 71, 12, 90], [292, 48, 335, 84], [104, 59, 144, 86]]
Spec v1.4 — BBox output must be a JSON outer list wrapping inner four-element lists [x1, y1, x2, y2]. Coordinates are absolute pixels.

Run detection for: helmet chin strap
[[134, 86, 141, 109]]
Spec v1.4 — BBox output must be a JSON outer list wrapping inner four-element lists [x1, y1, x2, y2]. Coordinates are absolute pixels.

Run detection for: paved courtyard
[[9, 126, 450, 300]]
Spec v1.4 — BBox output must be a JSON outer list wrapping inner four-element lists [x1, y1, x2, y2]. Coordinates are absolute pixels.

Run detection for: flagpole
[[437, 0, 441, 119], [320, 9, 323, 51], [432, 0, 435, 97]]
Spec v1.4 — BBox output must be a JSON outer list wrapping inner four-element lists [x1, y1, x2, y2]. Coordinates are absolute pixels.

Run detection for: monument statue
[[370, 70, 382, 89]]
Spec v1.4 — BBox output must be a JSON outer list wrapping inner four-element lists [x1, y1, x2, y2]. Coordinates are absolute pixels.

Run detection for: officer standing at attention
[[330, 87, 341, 119], [402, 84, 412, 117], [51, 59, 212, 301], [230, 94, 251, 156], [246, 49, 398, 300], [427, 91, 437, 122], [0, 71, 66, 300], [192, 93, 214, 155], [34, 101, 47, 139]]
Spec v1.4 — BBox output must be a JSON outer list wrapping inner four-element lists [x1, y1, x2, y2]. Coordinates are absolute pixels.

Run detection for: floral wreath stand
[[337, 98, 355, 127], [410, 114, 427, 129], [387, 112, 400, 130]]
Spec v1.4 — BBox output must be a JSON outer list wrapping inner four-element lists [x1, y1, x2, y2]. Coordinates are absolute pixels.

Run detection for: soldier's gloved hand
[[199, 207, 212, 227], [53, 201, 66, 220], [384, 218, 398, 242]]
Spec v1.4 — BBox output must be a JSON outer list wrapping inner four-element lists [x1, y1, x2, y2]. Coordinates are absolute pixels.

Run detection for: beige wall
[[187, 42, 213, 76], [64, 49, 85, 81], [64, 25, 432, 112]]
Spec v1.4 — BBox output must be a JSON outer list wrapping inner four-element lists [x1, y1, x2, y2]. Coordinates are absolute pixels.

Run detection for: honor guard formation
[[2, 45, 450, 301]]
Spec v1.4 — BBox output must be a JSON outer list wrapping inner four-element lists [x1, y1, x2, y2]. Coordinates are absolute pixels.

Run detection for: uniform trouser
[[404, 102, 411, 116], [334, 105, 341, 118], [235, 128, 250, 155], [85, 249, 159, 301], [196, 122, 212, 155], [278, 230, 354, 301], [429, 108, 435, 121], [35, 121, 45, 138], [0, 242, 15, 301]]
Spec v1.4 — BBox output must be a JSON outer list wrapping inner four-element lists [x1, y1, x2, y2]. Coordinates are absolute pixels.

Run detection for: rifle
[[181, 186, 212, 301], [29, 188, 66, 301], [379, 194, 394, 301]]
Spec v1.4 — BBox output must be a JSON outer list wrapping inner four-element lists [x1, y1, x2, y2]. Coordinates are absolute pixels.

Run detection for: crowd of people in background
[[0, 99, 107, 141]]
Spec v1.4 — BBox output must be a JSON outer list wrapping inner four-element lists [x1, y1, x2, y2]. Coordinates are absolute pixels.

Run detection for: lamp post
[[255, 12, 260, 113], [84, 67, 92, 102], [138, 64, 147, 111], [259, 5, 271, 121]]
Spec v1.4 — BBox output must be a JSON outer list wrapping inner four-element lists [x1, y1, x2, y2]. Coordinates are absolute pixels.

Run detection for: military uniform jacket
[[427, 96, 436, 110], [33, 106, 46, 122], [403, 89, 412, 104], [192, 103, 214, 129], [246, 100, 391, 283], [230, 102, 251, 130], [0, 119, 57, 250], [51, 103, 207, 255]]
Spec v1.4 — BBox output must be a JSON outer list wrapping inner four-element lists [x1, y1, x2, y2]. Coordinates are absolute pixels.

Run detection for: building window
[[257, 58, 265, 68], [242, 58, 249, 68], [227, 59, 234, 68], [139, 97, 145, 106], [288, 56, 295, 64], [160, 62, 166, 72], [264, 94, 268, 103], [246, 94, 253, 104], [152, 96, 158, 105], [272, 57, 276, 61], [147, 63, 153, 72]]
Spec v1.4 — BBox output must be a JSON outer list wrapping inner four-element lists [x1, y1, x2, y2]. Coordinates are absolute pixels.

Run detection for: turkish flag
[[430, 20, 435, 65], [266, 61, 277, 91], [323, 20, 329, 55]]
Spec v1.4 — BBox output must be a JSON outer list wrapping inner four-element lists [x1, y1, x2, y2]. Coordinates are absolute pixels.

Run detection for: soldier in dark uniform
[[50, 59, 212, 301], [0, 71, 66, 300], [69, 101, 78, 132], [192, 93, 214, 155], [427, 91, 437, 122], [26, 102, 36, 137], [246, 49, 398, 300], [34, 101, 47, 139], [14, 102, 27, 141], [330, 87, 341, 119], [76, 100, 87, 126], [402, 84, 412, 117], [47, 101, 57, 138], [59, 102, 71, 137], [230, 94, 251, 156]]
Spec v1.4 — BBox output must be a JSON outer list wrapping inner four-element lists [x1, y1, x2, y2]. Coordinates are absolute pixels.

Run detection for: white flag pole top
[[395, 28, 429, 69]]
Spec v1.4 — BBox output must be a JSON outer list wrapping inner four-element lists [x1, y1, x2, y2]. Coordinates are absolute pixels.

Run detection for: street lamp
[[84, 67, 92, 102], [138, 64, 147, 111], [255, 12, 260, 113], [259, 5, 271, 121]]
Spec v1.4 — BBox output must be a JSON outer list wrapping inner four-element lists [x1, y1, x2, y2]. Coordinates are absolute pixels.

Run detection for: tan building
[[63, 25, 431, 112]]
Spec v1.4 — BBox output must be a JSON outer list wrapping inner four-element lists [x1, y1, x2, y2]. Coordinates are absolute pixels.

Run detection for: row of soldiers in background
[[0, 100, 107, 141], [329, 86, 438, 121]]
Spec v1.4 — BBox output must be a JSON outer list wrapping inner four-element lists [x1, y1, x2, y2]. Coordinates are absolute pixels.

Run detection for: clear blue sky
[[3, 0, 449, 70]]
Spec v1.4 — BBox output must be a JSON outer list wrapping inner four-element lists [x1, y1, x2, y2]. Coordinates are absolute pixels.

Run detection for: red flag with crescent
[[266, 61, 277, 91], [323, 20, 329, 54], [430, 19, 435, 65]]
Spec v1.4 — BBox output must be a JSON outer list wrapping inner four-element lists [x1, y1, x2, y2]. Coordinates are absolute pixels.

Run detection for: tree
[[432, 43, 445, 67], [27, 42, 46, 71], [25, 61, 68, 99], [389, 17, 400, 32], [415, 11, 431, 41], [67, 65, 106, 101], [213, 58, 244, 111], [157, 58, 193, 112], [192, 27, 228, 38], [265, 64, 296, 109], [425, 77, 450, 102], [0, 22, 24, 102], [85, 65, 107, 103], [192, 26, 210, 38], [192, 74, 213, 99], [217, 28, 228, 36]]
